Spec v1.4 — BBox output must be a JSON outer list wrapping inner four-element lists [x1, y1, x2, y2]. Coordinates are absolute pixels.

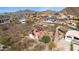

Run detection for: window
[[74, 37, 79, 40], [67, 36, 72, 39]]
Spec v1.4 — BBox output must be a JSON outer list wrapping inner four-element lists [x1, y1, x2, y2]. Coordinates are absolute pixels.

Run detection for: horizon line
[[0, 7, 65, 13]]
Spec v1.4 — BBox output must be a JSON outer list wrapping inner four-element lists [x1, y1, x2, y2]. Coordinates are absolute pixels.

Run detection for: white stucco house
[[65, 30, 79, 51], [19, 18, 26, 24], [65, 30, 79, 42]]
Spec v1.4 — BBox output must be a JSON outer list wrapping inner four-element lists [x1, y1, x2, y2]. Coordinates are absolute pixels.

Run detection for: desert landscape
[[0, 7, 79, 51]]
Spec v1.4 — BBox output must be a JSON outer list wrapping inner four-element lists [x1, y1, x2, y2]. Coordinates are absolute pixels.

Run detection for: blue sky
[[0, 7, 65, 13]]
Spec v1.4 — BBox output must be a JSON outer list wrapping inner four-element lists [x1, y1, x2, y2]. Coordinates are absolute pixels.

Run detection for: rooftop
[[66, 30, 79, 38]]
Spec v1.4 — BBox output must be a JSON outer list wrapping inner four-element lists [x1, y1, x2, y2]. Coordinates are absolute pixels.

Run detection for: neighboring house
[[67, 15, 75, 19], [29, 27, 45, 40], [19, 18, 26, 24], [65, 30, 79, 42], [47, 16, 56, 22], [0, 18, 10, 24], [57, 15, 68, 19], [44, 20, 53, 24], [65, 30, 79, 51], [67, 22, 77, 30], [54, 13, 68, 20]]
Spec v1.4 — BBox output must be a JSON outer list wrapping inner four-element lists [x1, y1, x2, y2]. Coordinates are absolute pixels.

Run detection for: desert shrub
[[73, 16, 79, 21], [26, 20, 35, 25], [2, 26, 8, 31], [76, 22, 79, 30], [8, 46, 17, 51], [12, 38, 37, 51], [48, 41, 56, 50], [70, 43, 73, 51], [0, 36, 14, 51], [33, 43, 45, 51], [47, 25, 55, 31], [0, 36, 11, 46], [40, 35, 50, 43]]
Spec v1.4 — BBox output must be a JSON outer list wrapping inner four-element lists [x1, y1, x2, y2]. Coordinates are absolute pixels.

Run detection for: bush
[[48, 41, 56, 50], [73, 16, 79, 21], [41, 35, 50, 43], [2, 26, 8, 31], [76, 22, 79, 30], [33, 43, 45, 51], [70, 43, 73, 51], [0, 36, 11, 46]]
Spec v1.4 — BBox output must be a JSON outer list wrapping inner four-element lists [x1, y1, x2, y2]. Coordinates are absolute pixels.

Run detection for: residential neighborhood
[[0, 7, 79, 51]]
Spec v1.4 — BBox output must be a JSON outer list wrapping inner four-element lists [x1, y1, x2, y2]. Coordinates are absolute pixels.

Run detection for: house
[[0, 18, 10, 24], [65, 30, 79, 42], [67, 22, 77, 30], [47, 16, 56, 22], [54, 13, 68, 20], [19, 18, 26, 24], [67, 15, 75, 19], [29, 27, 45, 40], [44, 20, 53, 24], [57, 15, 68, 19], [65, 30, 79, 51], [66, 20, 77, 30]]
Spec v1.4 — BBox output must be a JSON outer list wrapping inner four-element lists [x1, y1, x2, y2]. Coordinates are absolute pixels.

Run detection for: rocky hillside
[[60, 7, 79, 15], [39, 10, 56, 16], [0, 9, 56, 22]]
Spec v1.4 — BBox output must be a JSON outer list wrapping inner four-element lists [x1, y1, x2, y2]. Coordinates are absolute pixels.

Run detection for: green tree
[[41, 35, 50, 43]]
